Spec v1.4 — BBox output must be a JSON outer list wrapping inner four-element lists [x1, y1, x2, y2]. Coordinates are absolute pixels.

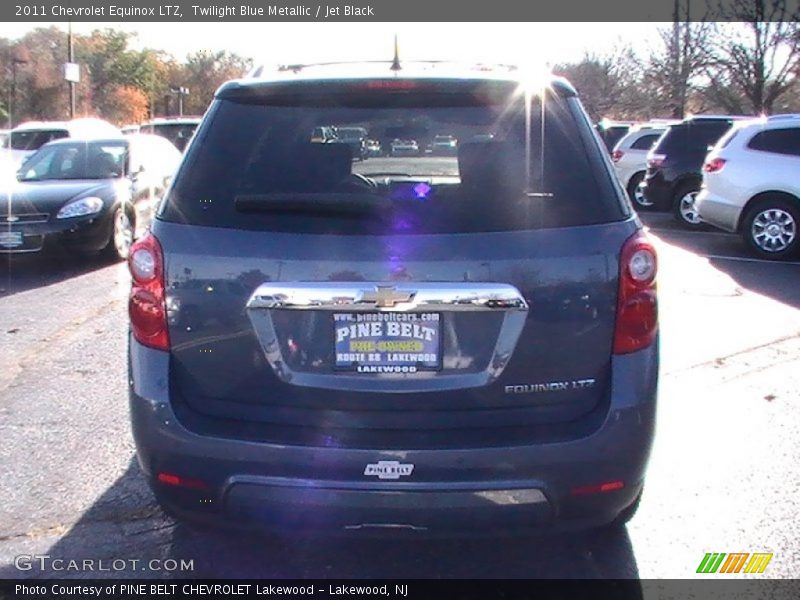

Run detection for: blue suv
[[127, 62, 659, 534]]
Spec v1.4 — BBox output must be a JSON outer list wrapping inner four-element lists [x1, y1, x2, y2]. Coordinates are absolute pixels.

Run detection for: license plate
[[334, 312, 441, 373], [0, 231, 23, 248]]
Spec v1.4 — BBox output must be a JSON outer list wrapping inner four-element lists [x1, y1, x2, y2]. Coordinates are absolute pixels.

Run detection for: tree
[[704, 0, 800, 114], [103, 85, 149, 125], [553, 49, 648, 121], [643, 1, 714, 118], [75, 29, 166, 119], [171, 50, 252, 116]]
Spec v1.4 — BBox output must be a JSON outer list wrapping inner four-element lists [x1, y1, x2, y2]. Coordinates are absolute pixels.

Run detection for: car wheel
[[672, 183, 704, 229], [742, 198, 800, 260], [104, 206, 135, 261], [627, 172, 652, 210]]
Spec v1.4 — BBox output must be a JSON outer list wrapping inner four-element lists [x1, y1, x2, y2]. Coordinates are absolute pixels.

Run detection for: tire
[[103, 206, 134, 261], [741, 197, 800, 260], [672, 182, 704, 229], [627, 172, 652, 210]]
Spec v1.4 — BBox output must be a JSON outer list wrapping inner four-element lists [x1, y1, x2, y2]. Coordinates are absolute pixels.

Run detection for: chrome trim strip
[[244, 282, 529, 392], [246, 282, 528, 312]]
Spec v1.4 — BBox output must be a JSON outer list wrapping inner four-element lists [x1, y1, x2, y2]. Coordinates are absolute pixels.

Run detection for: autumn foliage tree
[[103, 85, 150, 125]]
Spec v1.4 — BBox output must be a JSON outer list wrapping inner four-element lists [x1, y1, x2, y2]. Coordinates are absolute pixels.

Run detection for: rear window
[[747, 128, 800, 157], [142, 123, 198, 151], [656, 121, 732, 154], [630, 133, 661, 150], [10, 129, 69, 151], [162, 81, 624, 235]]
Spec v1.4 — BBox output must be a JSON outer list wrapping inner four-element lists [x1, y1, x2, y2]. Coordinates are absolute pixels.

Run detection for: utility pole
[[170, 87, 189, 116], [9, 46, 29, 129], [68, 21, 76, 119], [63, 22, 80, 119]]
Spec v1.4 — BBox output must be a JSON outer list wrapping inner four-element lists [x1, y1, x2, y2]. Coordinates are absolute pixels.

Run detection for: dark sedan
[[0, 135, 181, 260]]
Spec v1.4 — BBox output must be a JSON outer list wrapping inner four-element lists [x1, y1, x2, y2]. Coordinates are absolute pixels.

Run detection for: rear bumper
[[129, 337, 658, 534], [695, 189, 741, 233]]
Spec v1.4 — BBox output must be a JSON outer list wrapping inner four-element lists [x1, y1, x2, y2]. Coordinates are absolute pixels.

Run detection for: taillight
[[647, 154, 666, 169], [611, 149, 624, 162], [128, 233, 169, 351], [613, 231, 658, 354], [703, 158, 727, 173]]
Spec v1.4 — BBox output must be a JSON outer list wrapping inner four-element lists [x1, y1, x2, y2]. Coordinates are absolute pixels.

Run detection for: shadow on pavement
[[1, 458, 642, 584], [0, 249, 118, 299], [641, 212, 800, 311]]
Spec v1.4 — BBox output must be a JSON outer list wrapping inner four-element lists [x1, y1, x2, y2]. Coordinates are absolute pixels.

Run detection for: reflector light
[[157, 472, 209, 490], [571, 480, 625, 496]]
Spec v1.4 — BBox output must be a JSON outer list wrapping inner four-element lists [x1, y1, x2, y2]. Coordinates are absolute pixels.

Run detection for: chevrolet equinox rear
[[127, 63, 659, 534]]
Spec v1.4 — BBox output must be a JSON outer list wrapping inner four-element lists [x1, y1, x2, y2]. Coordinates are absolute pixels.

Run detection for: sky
[[0, 22, 665, 67]]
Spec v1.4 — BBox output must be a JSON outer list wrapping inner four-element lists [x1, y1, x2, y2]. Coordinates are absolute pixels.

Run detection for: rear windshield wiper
[[234, 193, 391, 217]]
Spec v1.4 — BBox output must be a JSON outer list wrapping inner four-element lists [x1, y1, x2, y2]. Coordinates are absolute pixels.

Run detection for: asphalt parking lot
[[1, 212, 799, 579]]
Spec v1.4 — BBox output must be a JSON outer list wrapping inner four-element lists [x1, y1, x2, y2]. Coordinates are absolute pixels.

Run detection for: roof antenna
[[390, 34, 401, 71]]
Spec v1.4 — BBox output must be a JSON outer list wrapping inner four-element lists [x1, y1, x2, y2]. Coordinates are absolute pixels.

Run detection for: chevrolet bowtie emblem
[[357, 286, 415, 308]]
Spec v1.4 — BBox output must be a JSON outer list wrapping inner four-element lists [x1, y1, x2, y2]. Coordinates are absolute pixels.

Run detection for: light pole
[[8, 46, 29, 129], [170, 87, 189, 116], [67, 21, 76, 119]]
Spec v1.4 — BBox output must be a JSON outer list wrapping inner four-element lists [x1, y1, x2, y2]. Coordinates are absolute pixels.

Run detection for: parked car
[[0, 134, 181, 259], [332, 126, 369, 160], [311, 126, 338, 143], [3, 118, 120, 167], [596, 120, 634, 153], [430, 134, 458, 156], [364, 139, 382, 157], [390, 138, 420, 156], [140, 117, 202, 152], [127, 61, 658, 535], [612, 125, 668, 208], [641, 115, 744, 228], [696, 115, 800, 260]]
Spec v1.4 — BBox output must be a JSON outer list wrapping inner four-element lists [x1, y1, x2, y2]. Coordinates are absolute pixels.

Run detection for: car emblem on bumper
[[364, 460, 414, 480], [357, 286, 416, 308]]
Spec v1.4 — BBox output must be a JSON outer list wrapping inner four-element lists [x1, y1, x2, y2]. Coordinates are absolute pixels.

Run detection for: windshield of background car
[[336, 127, 366, 140], [10, 129, 69, 151], [162, 79, 625, 235], [19, 140, 127, 181]]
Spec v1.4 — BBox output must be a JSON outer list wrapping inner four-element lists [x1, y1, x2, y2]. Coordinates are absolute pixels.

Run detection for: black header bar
[[4, 0, 800, 22]]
